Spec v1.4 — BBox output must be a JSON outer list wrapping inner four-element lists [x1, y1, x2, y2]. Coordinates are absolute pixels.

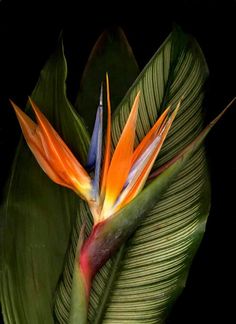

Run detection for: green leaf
[[75, 27, 139, 133], [90, 27, 210, 323], [55, 27, 210, 323], [0, 40, 89, 324], [67, 111, 217, 323]]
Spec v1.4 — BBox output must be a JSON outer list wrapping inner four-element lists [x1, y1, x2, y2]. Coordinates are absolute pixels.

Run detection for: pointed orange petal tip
[[112, 100, 181, 213], [28, 97, 45, 123], [132, 105, 170, 164], [28, 96, 35, 109], [100, 73, 112, 198], [10, 99, 37, 133], [9, 99, 18, 112], [28, 99, 92, 196], [10, 99, 25, 119], [102, 91, 140, 218], [11, 98, 92, 201]]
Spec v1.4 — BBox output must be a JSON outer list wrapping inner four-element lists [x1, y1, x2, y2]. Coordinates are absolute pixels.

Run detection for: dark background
[[0, 0, 235, 323]]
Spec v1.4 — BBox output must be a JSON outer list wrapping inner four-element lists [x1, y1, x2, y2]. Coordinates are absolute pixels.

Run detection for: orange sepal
[[11, 100, 72, 188], [102, 91, 140, 216], [12, 99, 92, 200], [132, 106, 170, 164], [100, 73, 112, 199], [115, 101, 180, 210]]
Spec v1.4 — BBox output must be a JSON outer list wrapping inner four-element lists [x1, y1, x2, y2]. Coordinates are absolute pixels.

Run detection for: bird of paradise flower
[[11, 73, 234, 324], [11, 74, 180, 227]]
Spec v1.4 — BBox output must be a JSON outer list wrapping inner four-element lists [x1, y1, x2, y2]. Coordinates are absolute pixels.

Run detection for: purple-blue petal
[[87, 86, 103, 170], [92, 104, 103, 199], [125, 134, 161, 187]]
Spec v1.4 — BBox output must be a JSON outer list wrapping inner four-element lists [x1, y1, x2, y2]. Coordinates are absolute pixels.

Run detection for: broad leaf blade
[[75, 27, 139, 133], [0, 41, 89, 323], [88, 28, 210, 323]]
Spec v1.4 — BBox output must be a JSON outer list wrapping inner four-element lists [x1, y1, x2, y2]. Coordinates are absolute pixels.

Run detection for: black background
[[0, 1, 235, 323]]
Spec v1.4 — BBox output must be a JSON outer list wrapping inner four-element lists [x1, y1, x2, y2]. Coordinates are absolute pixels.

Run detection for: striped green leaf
[[91, 28, 210, 323], [0, 41, 89, 324], [54, 28, 210, 323], [92, 28, 210, 323]]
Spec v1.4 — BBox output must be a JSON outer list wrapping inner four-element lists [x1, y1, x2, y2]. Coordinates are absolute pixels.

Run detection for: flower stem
[[69, 224, 90, 324], [69, 264, 89, 324]]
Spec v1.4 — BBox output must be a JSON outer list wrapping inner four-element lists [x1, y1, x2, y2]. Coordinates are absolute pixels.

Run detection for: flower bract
[[12, 74, 180, 224]]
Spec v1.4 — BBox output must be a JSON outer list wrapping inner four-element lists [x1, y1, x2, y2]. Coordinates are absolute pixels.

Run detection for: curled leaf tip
[[209, 96, 236, 127]]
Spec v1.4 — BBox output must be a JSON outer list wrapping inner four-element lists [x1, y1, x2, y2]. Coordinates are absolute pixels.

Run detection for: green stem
[[69, 265, 88, 324], [69, 224, 89, 324]]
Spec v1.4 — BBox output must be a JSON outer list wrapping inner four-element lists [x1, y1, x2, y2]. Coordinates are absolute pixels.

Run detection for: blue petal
[[87, 85, 103, 170], [93, 104, 103, 199]]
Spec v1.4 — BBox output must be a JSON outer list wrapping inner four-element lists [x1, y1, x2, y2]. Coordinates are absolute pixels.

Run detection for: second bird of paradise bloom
[[11, 74, 181, 322]]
